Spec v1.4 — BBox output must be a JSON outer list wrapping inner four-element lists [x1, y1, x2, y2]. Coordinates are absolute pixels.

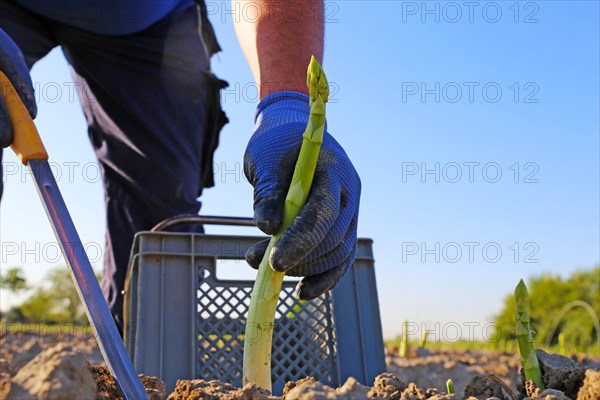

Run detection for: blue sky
[[1, 1, 599, 340]]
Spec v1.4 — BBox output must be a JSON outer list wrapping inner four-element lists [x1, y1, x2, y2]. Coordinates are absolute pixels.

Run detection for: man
[[0, 0, 360, 332]]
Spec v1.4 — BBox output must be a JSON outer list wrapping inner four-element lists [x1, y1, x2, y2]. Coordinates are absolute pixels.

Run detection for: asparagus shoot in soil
[[446, 379, 455, 394], [420, 329, 429, 348], [400, 320, 409, 357], [515, 279, 544, 389]]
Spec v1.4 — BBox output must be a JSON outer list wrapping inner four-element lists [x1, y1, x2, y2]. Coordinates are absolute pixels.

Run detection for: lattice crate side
[[276, 289, 337, 371], [193, 255, 338, 389], [194, 259, 245, 385]]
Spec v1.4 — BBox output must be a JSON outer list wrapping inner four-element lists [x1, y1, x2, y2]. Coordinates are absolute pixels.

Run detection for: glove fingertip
[[254, 196, 284, 235], [268, 244, 291, 273], [295, 278, 322, 301], [22, 90, 37, 118], [245, 239, 270, 270], [270, 232, 311, 274], [0, 98, 13, 148], [244, 253, 260, 270], [295, 255, 353, 300]]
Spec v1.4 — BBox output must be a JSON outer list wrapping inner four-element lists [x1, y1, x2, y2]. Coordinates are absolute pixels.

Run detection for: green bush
[[6, 266, 99, 324]]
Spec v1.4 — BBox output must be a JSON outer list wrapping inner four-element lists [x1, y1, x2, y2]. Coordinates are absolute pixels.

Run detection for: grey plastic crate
[[123, 216, 385, 395]]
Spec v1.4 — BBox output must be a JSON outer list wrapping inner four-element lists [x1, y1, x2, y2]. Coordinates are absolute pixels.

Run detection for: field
[[0, 325, 598, 400]]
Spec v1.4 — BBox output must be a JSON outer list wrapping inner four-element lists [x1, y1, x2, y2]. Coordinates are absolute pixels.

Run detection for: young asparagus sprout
[[399, 320, 409, 357], [242, 56, 329, 392], [420, 329, 429, 348], [446, 379, 455, 394], [515, 279, 544, 389], [558, 332, 566, 355]]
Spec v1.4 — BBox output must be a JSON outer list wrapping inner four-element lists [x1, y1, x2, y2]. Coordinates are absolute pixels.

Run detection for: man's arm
[[233, 0, 324, 98], [237, 0, 361, 300]]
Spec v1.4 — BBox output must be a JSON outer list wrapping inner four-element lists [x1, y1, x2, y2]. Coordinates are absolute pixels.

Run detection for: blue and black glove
[[0, 28, 36, 148], [244, 91, 361, 300]]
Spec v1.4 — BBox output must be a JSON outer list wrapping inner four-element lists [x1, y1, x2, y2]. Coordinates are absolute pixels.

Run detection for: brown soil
[[576, 369, 600, 400], [90, 363, 166, 400], [167, 380, 274, 400], [1, 332, 598, 400], [1, 343, 96, 399], [90, 363, 121, 400], [386, 347, 523, 396]]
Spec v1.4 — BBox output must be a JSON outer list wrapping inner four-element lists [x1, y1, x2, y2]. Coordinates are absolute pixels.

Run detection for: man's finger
[[253, 188, 287, 235], [285, 219, 356, 277], [295, 240, 357, 300], [269, 178, 343, 273], [245, 238, 270, 269]]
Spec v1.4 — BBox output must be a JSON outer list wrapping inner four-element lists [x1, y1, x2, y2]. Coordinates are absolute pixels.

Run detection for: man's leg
[[51, 7, 227, 331], [0, 1, 58, 199]]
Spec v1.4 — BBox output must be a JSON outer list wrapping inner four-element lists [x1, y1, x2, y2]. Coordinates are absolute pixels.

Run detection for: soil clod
[[401, 382, 427, 400], [576, 369, 600, 400], [168, 379, 273, 400], [525, 380, 541, 399], [0, 357, 13, 379], [369, 372, 407, 399], [90, 363, 122, 400], [284, 380, 337, 400], [463, 376, 503, 400], [7, 340, 42, 371], [535, 349, 587, 400], [336, 377, 371, 399], [426, 394, 459, 400], [9, 343, 96, 399], [90, 363, 167, 400], [536, 388, 570, 400], [282, 376, 317, 398]]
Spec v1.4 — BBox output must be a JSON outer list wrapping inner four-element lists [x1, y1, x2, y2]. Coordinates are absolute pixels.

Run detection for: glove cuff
[[254, 91, 311, 126]]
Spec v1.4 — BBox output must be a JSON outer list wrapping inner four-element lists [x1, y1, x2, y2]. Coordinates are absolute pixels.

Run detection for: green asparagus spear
[[558, 332, 566, 355], [420, 329, 429, 348], [515, 279, 544, 389], [446, 379, 455, 394], [400, 320, 409, 357], [242, 56, 329, 391]]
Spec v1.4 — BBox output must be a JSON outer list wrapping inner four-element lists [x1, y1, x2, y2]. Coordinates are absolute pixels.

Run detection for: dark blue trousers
[[0, 1, 227, 331]]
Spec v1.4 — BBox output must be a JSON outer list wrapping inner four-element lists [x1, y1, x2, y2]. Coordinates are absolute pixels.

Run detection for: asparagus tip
[[515, 279, 528, 300], [307, 55, 329, 104]]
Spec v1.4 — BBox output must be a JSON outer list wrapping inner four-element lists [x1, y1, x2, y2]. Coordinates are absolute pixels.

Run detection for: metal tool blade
[[28, 159, 148, 400]]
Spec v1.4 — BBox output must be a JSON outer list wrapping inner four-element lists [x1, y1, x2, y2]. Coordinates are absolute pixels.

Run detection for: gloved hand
[[244, 91, 361, 300], [0, 28, 36, 147]]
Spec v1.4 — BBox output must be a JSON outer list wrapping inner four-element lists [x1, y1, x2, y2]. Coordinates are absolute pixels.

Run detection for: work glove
[[244, 91, 361, 300], [0, 28, 36, 147]]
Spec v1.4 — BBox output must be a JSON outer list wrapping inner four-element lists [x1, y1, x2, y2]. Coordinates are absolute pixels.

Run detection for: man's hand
[[244, 91, 361, 300], [0, 28, 36, 147]]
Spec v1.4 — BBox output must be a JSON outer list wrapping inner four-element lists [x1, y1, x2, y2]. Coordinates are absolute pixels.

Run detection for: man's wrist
[[254, 91, 311, 126], [259, 81, 309, 100]]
